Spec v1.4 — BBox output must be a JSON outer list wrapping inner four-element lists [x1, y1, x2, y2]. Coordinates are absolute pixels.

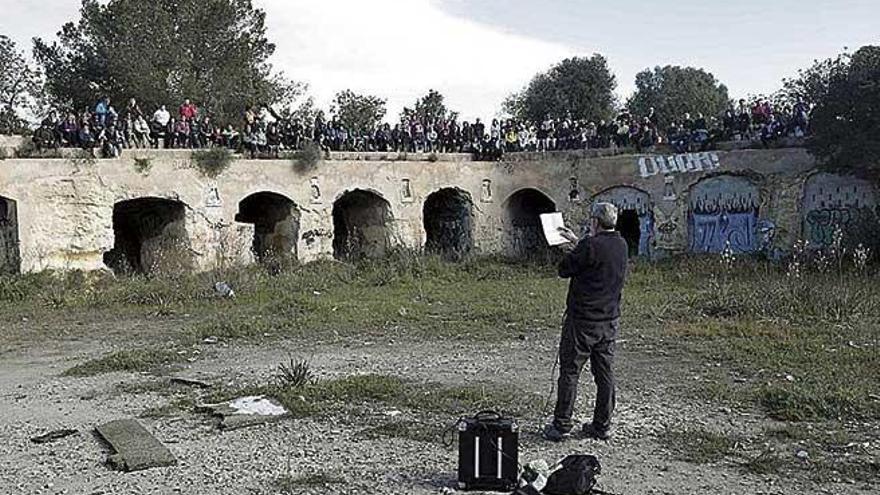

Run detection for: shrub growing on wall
[[193, 148, 234, 178], [133, 156, 153, 175], [291, 139, 322, 173]]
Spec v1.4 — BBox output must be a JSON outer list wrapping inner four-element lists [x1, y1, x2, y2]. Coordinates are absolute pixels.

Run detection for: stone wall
[[1, 146, 874, 273]]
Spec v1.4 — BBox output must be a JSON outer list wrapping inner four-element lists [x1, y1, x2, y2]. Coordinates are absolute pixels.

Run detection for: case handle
[[473, 410, 501, 421]]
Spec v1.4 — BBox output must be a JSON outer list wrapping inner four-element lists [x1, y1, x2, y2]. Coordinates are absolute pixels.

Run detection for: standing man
[[544, 202, 628, 442]]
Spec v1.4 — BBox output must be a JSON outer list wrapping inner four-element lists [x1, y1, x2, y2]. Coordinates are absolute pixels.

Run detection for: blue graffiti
[[638, 213, 653, 256], [689, 211, 758, 253]]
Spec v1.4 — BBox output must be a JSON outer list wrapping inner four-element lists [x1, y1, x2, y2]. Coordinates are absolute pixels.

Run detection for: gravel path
[[0, 331, 875, 495]]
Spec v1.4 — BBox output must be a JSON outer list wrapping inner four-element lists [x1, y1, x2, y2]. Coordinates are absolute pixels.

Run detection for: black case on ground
[[457, 410, 519, 492]]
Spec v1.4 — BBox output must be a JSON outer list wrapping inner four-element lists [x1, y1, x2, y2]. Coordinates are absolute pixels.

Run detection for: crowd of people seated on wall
[[31, 95, 812, 159]]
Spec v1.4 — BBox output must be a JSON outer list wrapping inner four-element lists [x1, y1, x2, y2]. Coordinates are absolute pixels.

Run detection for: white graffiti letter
[[638, 157, 658, 178]]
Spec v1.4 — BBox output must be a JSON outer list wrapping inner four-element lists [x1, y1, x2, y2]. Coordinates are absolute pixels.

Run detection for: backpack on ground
[[542, 454, 601, 495]]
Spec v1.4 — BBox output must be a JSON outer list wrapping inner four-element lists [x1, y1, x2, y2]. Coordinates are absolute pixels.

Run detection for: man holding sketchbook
[[542, 202, 628, 442]]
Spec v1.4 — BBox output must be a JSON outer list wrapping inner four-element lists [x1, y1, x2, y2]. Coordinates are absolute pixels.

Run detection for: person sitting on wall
[[78, 123, 97, 156], [173, 117, 190, 149], [59, 113, 80, 147], [100, 123, 124, 158], [151, 105, 171, 148], [125, 98, 143, 120], [222, 124, 240, 150], [94, 96, 117, 127], [131, 114, 150, 148], [179, 98, 198, 121], [33, 111, 61, 150]]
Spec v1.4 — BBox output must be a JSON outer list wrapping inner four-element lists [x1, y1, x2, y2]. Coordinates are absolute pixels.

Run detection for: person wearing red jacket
[[179, 99, 198, 121]]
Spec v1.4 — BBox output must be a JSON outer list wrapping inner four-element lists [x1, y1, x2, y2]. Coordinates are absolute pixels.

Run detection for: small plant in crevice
[[274, 357, 315, 389], [427, 152, 439, 162], [290, 139, 322, 173], [70, 152, 97, 169], [193, 147, 234, 178], [133, 156, 153, 175]]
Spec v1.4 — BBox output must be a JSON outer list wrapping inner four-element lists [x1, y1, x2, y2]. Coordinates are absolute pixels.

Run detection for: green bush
[[291, 140, 322, 173], [193, 148, 235, 178], [133, 156, 153, 175]]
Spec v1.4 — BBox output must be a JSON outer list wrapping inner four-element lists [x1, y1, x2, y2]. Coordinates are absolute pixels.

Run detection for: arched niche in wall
[[592, 186, 654, 257], [236, 191, 301, 267], [332, 189, 393, 260], [501, 188, 557, 261], [0, 195, 21, 275], [423, 188, 474, 260], [103, 197, 193, 275], [687, 175, 760, 254], [802, 172, 879, 248]]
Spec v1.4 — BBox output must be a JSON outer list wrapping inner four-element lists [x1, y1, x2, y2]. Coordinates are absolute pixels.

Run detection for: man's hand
[[558, 226, 580, 244]]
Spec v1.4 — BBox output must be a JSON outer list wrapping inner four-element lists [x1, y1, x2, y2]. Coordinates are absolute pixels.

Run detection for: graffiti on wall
[[638, 152, 721, 178], [593, 186, 653, 256], [802, 173, 879, 247], [688, 175, 760, 254]]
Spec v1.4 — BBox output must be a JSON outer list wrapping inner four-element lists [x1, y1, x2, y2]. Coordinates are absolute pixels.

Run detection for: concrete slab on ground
[[95, 419, 176, 472]]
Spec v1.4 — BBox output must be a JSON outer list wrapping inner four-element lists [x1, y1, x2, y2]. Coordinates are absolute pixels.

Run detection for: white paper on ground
[[539, 212, 568, 246], [228, 396, 288, 416]]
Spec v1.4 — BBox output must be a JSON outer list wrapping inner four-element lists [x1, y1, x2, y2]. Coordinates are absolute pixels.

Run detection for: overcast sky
[[2, 0, 877, 120]]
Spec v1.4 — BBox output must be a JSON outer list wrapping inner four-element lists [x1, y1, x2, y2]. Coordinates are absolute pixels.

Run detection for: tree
[[0, 35, 41, 134], [330, 90, 386, 135], [503, 55, 617, 123], [33, 0, 298, 124], [779, 53, 850, 108], [401, 89, 458, 122], [627, 66, 729, 127], [807, 45, 880, 171]]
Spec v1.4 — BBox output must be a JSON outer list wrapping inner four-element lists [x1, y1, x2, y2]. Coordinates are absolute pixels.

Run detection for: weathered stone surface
[[3, 146, 866, 274], [95, 419, 176, 472]]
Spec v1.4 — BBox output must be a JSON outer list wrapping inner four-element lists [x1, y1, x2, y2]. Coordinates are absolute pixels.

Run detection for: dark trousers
[[552, 317, 617, 433]]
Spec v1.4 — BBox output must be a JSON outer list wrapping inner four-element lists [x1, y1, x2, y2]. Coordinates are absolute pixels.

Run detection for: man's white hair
[[591, 202, 618, 230]]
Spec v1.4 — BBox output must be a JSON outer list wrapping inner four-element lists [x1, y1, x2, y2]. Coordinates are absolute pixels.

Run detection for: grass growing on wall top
[[192, 147, 235, 178]]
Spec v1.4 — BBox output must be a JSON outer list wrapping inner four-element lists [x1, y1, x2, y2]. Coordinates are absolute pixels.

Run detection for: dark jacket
[[559, 230, 628, 323]]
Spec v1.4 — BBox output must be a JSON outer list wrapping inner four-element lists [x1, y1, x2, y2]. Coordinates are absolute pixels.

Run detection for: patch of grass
[[357, 420, 443, 444], [658, 428, 740, 464], [742, 448, 787, 475], [139, 396, 197, 418], [201, 373, 540, 425], [192, 147, 234, 178], [62, 348, 189, 377], [313, 374, 539, 417], [274, 358, 315, 388], [6, 255, 879, 430], [133, 156, 153, 175], [757, 385, 872, 422], [754, 425, 880, 483]]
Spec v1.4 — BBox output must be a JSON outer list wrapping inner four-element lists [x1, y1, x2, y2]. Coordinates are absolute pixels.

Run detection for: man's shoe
[[581, 423, 611, 441], [542, 423, 572, 442]]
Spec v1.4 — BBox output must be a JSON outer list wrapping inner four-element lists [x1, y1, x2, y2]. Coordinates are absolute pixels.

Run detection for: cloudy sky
[[2, 0, 877, 120]]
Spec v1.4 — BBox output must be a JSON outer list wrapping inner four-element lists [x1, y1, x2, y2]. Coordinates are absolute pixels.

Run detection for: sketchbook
[[539, 212, 568, 246]]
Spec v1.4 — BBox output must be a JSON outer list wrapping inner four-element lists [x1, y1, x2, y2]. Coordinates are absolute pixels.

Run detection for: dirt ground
[[1, 320, 875, 495]]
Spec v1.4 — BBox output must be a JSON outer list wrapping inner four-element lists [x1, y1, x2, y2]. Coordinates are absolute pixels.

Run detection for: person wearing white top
[[152, 105, 171, 126]]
